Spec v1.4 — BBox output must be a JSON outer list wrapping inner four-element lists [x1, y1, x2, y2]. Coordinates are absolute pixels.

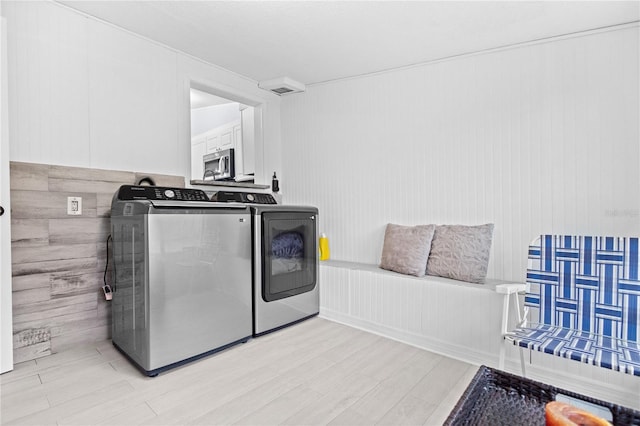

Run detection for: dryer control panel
[[116, 185, 209, 202], [213, 191, 277, 204]]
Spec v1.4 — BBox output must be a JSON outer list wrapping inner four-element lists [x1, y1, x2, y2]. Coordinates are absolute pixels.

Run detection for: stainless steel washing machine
[[110, 185, 253, 376], [213, 191, 319, 336]]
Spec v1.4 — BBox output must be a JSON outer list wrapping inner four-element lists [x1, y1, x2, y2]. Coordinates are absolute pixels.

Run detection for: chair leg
[[498, 292, 511, 371], [519, 346, 527, 377]]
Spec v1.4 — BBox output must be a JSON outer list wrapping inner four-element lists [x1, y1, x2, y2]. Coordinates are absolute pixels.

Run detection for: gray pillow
[[426, 224, 494, 283], [380, 224, 436, 277]]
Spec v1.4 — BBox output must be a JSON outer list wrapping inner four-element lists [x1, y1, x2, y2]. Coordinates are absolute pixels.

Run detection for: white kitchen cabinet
[[205, 134, 220, 153], [199, 119, 241, 153], [233, 124, 241, 148], [219, 129, 233, 150]]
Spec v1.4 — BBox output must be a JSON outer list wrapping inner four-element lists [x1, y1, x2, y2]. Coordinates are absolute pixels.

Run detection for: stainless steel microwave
[[203, 148, 235, 181]]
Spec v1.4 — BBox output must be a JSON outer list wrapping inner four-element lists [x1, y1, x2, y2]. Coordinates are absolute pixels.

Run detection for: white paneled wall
[[5, 1, 91, 167], [2, 1, 281, 182], [87, 18, 178, 174], [282, 25, 640, 282]]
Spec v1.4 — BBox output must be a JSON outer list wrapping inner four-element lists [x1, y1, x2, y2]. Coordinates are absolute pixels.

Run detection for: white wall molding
[[321, 308, 499, 368], [307, 21, 640, 88]]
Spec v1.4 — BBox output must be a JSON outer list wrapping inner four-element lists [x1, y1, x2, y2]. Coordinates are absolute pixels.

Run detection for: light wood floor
[[0, 317, 478, 425]]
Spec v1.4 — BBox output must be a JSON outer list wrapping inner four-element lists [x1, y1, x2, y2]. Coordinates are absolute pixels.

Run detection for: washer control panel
[[213, 191, 277, 204], [117, 185, 209, 201]]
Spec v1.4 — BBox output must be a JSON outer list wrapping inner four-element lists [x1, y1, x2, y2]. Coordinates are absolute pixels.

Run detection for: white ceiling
[[57, 1, 639, 86]]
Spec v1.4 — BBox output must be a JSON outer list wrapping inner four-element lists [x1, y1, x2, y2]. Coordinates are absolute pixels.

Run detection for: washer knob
[[164, 189, 175, 199], [246, 193, 255, 202]]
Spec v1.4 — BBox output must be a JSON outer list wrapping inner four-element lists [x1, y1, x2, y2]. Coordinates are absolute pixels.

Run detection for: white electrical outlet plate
[[67, 196, 82, 215]]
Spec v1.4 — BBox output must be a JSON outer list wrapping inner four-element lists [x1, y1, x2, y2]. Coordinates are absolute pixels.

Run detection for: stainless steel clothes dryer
[[252, 204, 319, 336], [212, 190, 319, 336], [110, 185, 253, 376]]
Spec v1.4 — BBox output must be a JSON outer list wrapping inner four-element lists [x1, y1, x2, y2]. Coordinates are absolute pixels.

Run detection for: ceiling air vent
[[258, 77, 305, 96]]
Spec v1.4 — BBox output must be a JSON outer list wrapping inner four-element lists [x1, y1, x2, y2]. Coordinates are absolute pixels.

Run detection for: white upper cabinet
[[218, 128, 233, 151], [197, 119, 241, 154], [205, 134, 219, 152]]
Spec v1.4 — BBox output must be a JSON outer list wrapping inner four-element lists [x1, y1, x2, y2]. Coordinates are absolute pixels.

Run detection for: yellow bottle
[[319, 233, 330, 261]]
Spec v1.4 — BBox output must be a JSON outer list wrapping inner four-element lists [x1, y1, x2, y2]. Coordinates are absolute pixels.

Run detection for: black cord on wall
[[103, 234, 112, 289]]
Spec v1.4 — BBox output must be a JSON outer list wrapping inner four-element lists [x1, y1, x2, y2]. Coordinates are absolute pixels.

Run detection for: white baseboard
[[320, 308, 498, 368]]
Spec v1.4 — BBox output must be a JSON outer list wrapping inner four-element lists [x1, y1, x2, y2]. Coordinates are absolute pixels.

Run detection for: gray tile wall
[[10, 161, 185, 363]]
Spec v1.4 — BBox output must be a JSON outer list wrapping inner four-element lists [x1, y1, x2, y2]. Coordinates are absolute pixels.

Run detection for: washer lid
[[149, 200, 248, 210]]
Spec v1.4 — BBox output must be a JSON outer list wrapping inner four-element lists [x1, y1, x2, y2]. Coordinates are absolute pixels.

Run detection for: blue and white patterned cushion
[[512, 235, 640, 376]]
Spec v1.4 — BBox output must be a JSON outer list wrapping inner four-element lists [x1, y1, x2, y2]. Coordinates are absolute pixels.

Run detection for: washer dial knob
[[164, 189, 175, 199], [246, 193, 255, 202]]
